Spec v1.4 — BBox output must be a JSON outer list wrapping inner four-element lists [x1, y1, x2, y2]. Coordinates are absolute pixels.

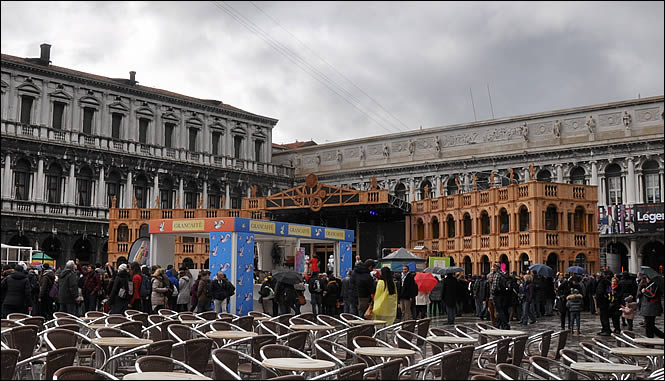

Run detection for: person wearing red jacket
[[83, 265, 102, 312], [128, 262, 143, 312]]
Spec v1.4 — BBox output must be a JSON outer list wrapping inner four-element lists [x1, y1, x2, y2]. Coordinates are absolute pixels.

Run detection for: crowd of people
[[258, 258, 664, 339], [2, 256, 662, 340], [1, 259, 237, 320]]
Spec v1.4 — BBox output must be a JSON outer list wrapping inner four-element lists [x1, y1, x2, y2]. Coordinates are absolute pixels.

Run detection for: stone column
[[661, 172, 665, 203], [125, 171, 133, 208], [247, 185, 251, 198], [637, 174, 643, 203], [35, 158, 45, 202], [202, 180, 208, 208], [523, 168, 530, 182], [152, 173, 159, 208], [66, 163, 76, 205], [435, 176, 441, 198], [556, 164, 563, 183], [629, 238, 638, 273], [626, 157, 636, 204], [178, 178, 184, 208], [96, 166, 105, 208], [409, 179, 415, 203], [599, 176, 606, 205], [2, 154, 12, 198], [225, 183, 230, 209]]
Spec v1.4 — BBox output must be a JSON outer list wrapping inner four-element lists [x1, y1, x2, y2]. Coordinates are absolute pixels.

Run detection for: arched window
[[499, 208, 510, 233], [547, 253, 559, 273], [139, 224, 149, 238], [463, 213, 472, 237], [477, 173, 489, 190], [446, 177, 458, 195], [537, 169, 552, 182], [184, 180, 199, 209], [519, 205, 530, 231], [13, 158, 32, 201], [431, 216, 439, 239], [642, 160, 661, 203], [106, 170, 122, 208], [159, 176, 175, 209], [570, 167, 586, 185], [46, 163, 63, 204], [574, 206, 586, 232], [545, 205, 558, 230], [117, 224, 129, 242], [481, 255, 490, 274], [419, 179, 432, 200], [447, 215, 455, 238], [204, 258, 210, 270], [464, 256, 472, 275], [480, 211, 490, 235], [134, 174, 148, 208], [575, 253, 587, 269], [394, 183, 407, 201], [76, 166, 94, 206], [605, 163, 622, 204], [502, 170, 520, 186], [519, 253, 530, 274], [416, 218, 425, 241], [183, 257, 195, 270], [499, 254, 510, 273]]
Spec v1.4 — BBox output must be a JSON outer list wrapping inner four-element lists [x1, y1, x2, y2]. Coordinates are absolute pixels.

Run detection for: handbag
[[364, 302, 374, 319], [298, 295, 306, 305]]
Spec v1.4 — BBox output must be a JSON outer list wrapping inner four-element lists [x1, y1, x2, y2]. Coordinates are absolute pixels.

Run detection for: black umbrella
[[272, 270, 303, 285], [424, 267, 443, 274], [529, 264, 555, 278], [640, 266, 664, 290], [441, 266, 464, 275]]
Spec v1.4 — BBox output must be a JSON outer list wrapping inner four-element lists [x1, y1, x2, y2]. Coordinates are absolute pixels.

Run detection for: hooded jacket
[[110, 270, 130, 314], [566, 292, 584, 312], [177, 275, 192, 305], [398, 271, 418, 300], [442, 274, 459, 307], [1, 270, 31, 307], [166, 269, 179, 291], [39, 270, 56, 299], [58, 268, 79, 305]]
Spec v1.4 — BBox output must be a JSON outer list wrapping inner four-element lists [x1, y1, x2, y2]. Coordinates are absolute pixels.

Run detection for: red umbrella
[[414, 272, 438, 293]]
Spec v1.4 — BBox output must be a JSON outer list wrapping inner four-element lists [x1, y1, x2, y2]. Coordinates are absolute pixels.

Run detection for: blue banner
[[340, 241, 353, 277], [209, 232, 233, 276], [233, 218, 354, 242], [235, 232, 254, 316]]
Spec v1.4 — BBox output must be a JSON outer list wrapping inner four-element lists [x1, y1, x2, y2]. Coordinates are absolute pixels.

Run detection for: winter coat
[[353, 263, 376, 299], [429, 280, 443, 302], [566, 293, 584, 312], [151, 276, 169, 307], [1, 270, 31, 307], [58, 269, 79, 305], [166, 269, 179, 291], [39, 270, 55, 300], [534, 276, 546, 302], [638, 282, 663, 317], [595, 277, 612, 309], [109, 270, 130, 314], [275, 281, 297, 306], [618, 278, 637, 301], [210, 278, 228, 301], [524, 281, 535, 303], [398, 272, 418, 300], [324, 278, 341, 305], [441, 275, 459, 307], [621, 302, 637, 320], [308, 276, 327, 295], [341, 276, 351, 303], [83, 271, 102, 297], [197, 279, 211, 304], [177, 276, 192, 305]]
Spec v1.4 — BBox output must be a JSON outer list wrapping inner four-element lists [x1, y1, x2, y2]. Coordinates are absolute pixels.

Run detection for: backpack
[[494, 273, 509, 296], [309, 279, 322, 293], [164, 278, 173, 298], [49, 281, 58, 299], [204, 279, 212, 298], [139, 274, 150, 297], [225, 281, 235, 297]]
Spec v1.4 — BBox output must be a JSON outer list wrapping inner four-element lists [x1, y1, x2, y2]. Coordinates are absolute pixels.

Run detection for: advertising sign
[[295, 247, 306, 272], [598, 205, 634, 234], [128, 238, 150, 266], [634, 203, 665, 233], [429, 256, 451, 268]]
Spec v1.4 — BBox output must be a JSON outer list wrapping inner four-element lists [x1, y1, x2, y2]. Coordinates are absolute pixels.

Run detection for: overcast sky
[[2, 1, 663, 144]]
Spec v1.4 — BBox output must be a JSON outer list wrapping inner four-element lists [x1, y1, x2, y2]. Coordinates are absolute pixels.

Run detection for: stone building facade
[[1, 44, 293, 266], [273, 96, 665, 274]]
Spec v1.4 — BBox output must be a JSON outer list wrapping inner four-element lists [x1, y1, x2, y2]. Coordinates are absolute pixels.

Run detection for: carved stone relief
[[344, 148, 358, 159], [564, 117, 587, 134], [484, 126, 521, 142], [368, 144, 383, 157], [598, 112, 621, 127], [440, 132, 480, 147], [322, 151, 336, 162], [635, 107, 660, 123], [530, 121, 553, 136]]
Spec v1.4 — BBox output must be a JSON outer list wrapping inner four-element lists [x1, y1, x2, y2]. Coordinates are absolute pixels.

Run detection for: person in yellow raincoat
[[371, 266, 398, 325]]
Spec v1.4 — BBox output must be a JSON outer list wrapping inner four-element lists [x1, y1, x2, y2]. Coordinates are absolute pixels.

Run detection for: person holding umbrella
[[414, 272, 437, 319], [441, 272, 459, 324], [637, 273, 664, 338]]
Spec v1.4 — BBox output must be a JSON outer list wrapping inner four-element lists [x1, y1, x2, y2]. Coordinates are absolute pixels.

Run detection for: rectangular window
[[134, 186, 146, 208], [607, 176, 622, 204], [211, 132, 221, 156], [234, 136, 243, 159], [46, 175, 61, 204], [231, 196, 241, 210], [107, 182, 119, 208], [164, 123, 175, 148], [82, 107, 95, 135], [20, 96, 34, 125], [254, 140, 263, 162], [645, 173, 661, 203], [52, 102, 65, 130], [139, 118, 149, 144], [111, 113, 123, 139], [77, 178, 91, 206], [208, 194, 220, 209], [160, 189, 172, 209], [14, 171, 29, 200], [189, 128, 198, 152], [185, 192, 196, 209]]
